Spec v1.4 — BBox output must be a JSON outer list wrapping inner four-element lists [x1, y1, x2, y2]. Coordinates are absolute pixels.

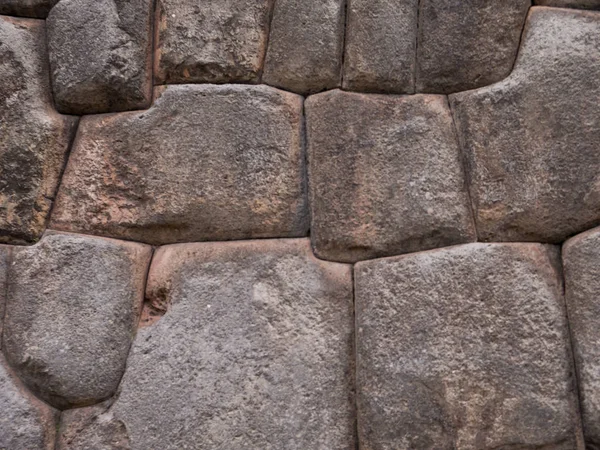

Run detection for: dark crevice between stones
[[509, 2, 533, 76], [53, 410, 62, 450], [258, 0, 277, 84], [339, 0, 350, 88], [299, 98, 311, 239], [149, 0, 158, 103], [351, 266, 360, 450], [0, 246, 13, 351], [413, 0, 423, 93], [138, 246, 167, 329]]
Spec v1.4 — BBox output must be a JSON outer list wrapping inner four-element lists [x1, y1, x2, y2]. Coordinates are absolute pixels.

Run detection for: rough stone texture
[[51, 84, 308, 245], [563, 226, 600, 447], [47, 0, 153, 115], [3, 231, 151, 409], [416, 0, 530, 94], [343, 0, 418, 94], [535, 0, 600, 9], [306, 90, 475, 263], [262, 0, 344, 94], [0, 16, 78, 244], [0, 0, 59, 18], [355, 243, 582, 449], [0, 355, 58, 450], [0, 244, 10, 348], [154, 0, 272, 84], [450, 7, 600, 243]]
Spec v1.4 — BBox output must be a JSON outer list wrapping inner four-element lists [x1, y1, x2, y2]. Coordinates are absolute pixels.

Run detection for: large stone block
[[306, 90, 475, 263], [3, 231, 151, 409], [0, 0, 59, 18], [450, 7, 600, 243], [0, 16, 78, 244], [355, 243, 582, 449], [47, 0, 153, 115], [262, 0, 344, 94], [51, 84, 307, 245], [58, 239, 355, 449], [535, 0, 600, 9], [154, 0, 272, 84]]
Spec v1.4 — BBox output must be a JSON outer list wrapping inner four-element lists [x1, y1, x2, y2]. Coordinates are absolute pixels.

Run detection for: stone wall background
[[1, 0, 600, 449]]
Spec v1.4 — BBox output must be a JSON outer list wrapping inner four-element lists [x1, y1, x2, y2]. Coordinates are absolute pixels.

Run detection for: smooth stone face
[[47, 0, 153, 115], [355, 243, 582, 450], [563, 226, 600, 447], [450, 7, 600, 243], [154, 0, 272, 84], [343, 0, 418, 94], [0, 0, 59, 18], [0, 245, 10, 346], [0, 16, 78, 244], [0, 355, 58, 450], [535, 0, 600, 9], [306, 90, 475, 263], [416, 0, 529, 93], [262, 0, 344, 94], [3, 231, 152, 409], [51, 84, 308, 245]]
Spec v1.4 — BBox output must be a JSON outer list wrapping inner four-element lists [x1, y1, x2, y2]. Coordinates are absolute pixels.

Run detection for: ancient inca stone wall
[[1, 0, 600, 448]]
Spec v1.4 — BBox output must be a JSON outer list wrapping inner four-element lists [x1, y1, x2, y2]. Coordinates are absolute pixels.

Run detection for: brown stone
[[305, 90, 475, 263], [355, 243, 582, 449], [535, 0, 600, 9], [0, 0, 59, 18], [450, 7, 600, 243]]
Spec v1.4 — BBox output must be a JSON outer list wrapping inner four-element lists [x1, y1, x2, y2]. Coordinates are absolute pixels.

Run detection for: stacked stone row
[[1, 0, 600, 449]]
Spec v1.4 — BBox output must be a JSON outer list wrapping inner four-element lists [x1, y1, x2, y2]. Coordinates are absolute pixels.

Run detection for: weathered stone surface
[[3, 231, 151, 409], [262, 0, 344, 94], [0, 16, 78, 244], [0, 355, 58, 450], [0, 0, 59, 18], [0, 245, 10, 348], [306, 90, 475, 263], [450, 7, 600, 243], [51, 84, 308, 245], [416, 0, 529, 93], [343, 0, 418, 94], [47, 0, 153, 115], [355, 243, 582, 449], [154, 0, 272, 84], [65, 239, 355, 449], [563, 226, 600, 447], [535, 0, 600, 9]]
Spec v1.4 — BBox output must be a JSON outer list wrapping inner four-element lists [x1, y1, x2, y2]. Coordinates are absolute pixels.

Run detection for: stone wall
[[1, 0, 600, 449]]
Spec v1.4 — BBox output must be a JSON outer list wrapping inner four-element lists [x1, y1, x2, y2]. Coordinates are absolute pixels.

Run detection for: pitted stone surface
[[450, 7, 600, 243], [51, 84, 308, 245], [262, 0, 344, 94], [355, 243, 581, 449], [3, 231, 151, 409], [154, 0, 272, 84], [416, 0, 530, 93], [0, 16, 78, 244], [0, 0, 59, 18], [535, 0, 600, 8], [306, 90, 475, 263], [563, 226, 600, 447], [0, 245, 9, 347], [0, 355, 58, 450], [47, 0, 153, 115]]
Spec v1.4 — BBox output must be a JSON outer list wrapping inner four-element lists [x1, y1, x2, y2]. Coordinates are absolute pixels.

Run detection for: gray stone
[[305, 90, 475, 263], [0, 245, 10, 348], [0, 16, 78, 244], [416, 0, 529, 93], [343, 0, 418, 94], [0, 0, 59, 18], [47, 0, 153, 115], [563, 226, 600, 447], [355, 243, 582, 449], [154, 0, 272, 84], [0, 355, 58, 450], [450, 7, 600, 243], [51, 84, 308, 245], [3, 231, 152, 409], [535, 0, 600, 9], [262, 0, 344, 94]]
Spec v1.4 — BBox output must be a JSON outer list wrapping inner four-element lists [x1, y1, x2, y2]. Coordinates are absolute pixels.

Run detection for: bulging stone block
[[47, 0, 153, 115], [3, 231, 152, 409], [355, 243, 582, 449], [306, 90, 475, 263], [450, 7, 600, 243], [0, 16, 78, 244], [51, 84, 308, 245], [0, 0, 59, 18]]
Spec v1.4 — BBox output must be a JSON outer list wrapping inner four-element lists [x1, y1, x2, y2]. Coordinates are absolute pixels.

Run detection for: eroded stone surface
[[343, 0, 417, 94], [0, 0, 59, 18], [306, 90, 475, 263], [51, 84, 308, 245], [535, 0, 600, 9], [47, 0, 153, 115], [563, 226, 600, 447], [0, 16, 78, 244], [355, 243, 581, 449], [262, 0, 344, 94], [3, 231, 151, 409], [450, 7, 600, 243], [154, 0, 272, 84]]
